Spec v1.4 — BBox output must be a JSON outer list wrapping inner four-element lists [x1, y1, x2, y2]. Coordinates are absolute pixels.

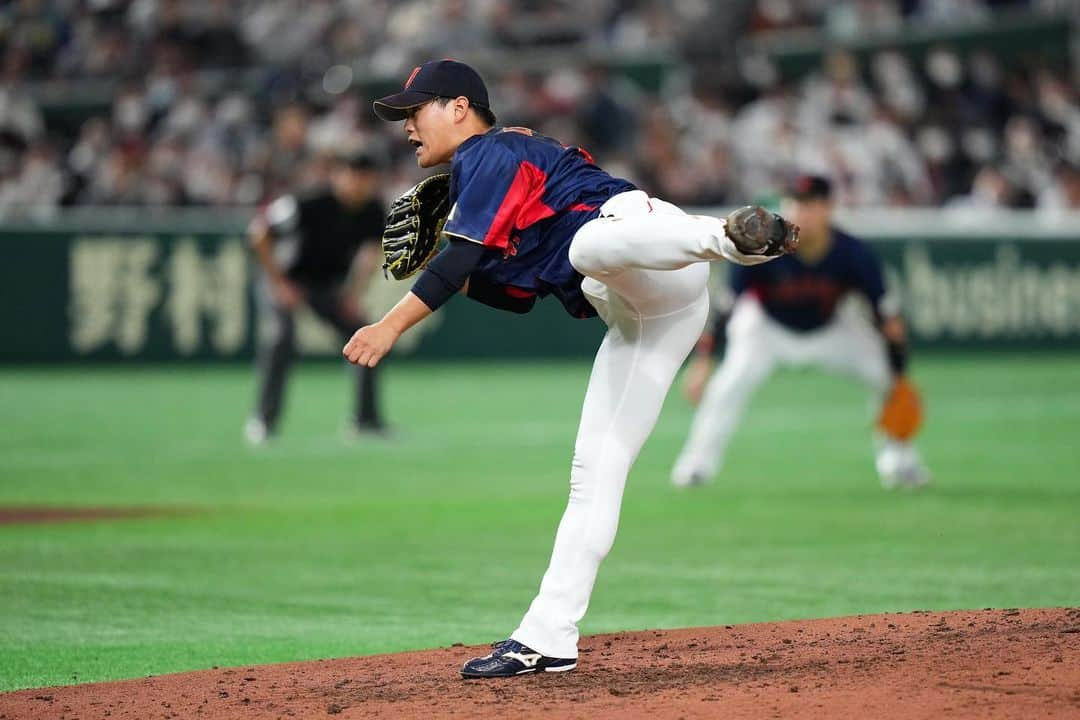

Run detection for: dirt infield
[[2, 608, 1077, 719], [0, 507, 174, 525]]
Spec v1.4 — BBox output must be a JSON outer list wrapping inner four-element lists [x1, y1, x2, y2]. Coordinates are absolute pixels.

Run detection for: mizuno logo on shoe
[[502, 651, 542, 668]]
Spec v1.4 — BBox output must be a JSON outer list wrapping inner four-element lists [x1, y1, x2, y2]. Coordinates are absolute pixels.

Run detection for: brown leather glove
[[877, 376, 924, 441]]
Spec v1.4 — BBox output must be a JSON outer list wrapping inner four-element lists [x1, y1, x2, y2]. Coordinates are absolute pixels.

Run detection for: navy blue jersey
[[726, 228, 888, 333], [443, 127, 636, 318]]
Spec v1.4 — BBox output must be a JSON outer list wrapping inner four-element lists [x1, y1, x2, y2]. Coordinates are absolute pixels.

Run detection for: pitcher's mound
[[3, 608, 1078, 719]]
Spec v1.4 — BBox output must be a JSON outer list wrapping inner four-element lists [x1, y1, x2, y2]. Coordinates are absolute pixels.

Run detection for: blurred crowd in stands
[[0, 0, 1077, 215], [745, 0, 1075, 35]]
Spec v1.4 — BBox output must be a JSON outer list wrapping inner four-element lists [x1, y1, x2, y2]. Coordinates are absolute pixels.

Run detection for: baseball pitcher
[[342, 60, 798, 678]]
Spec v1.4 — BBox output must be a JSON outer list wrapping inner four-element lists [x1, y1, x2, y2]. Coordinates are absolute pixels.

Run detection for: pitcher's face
[[404, 100, 462, 168]]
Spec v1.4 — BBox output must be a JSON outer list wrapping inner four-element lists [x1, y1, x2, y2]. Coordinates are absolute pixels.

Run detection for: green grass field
[[1, 354, 1078, 692]]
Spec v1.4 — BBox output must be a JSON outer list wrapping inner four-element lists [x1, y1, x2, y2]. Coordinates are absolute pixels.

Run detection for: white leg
[[568, 191, 773, 274], [671, 299, 776, 486], [815, 301, 892, 400], [817, 303, 930, 488], [511, 258, 710, 659]]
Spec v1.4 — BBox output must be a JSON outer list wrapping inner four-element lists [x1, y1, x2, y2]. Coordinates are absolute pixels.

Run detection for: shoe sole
[[543, 663, 576, 673], [461, 662, 577, 679]]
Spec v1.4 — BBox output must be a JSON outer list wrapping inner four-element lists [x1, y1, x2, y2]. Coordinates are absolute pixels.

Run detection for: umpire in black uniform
[[246, 148, 387, 444]]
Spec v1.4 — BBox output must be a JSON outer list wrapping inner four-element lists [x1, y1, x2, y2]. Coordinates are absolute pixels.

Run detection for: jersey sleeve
[[261, 193, 308, 274], [264, 194, 304, 238], [442, 143, 546, 250], [849, 239, 896, 318]]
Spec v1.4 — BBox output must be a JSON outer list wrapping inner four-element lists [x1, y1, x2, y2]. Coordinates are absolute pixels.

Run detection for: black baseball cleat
[[460, 639, 576, 678], [344, 421, 394, 441]]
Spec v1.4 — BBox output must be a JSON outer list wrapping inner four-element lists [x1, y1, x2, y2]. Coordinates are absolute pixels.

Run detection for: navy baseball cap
[[373, 59, 490, 121], [788, 174, 833, 200]]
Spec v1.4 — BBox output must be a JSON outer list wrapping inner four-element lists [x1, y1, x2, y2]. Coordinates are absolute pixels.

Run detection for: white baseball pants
[[670, 294, 925, 485], [510, 190, 744, 659]]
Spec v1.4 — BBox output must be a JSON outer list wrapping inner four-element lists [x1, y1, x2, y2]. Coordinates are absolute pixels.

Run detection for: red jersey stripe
[[483, 161, 555, 248]]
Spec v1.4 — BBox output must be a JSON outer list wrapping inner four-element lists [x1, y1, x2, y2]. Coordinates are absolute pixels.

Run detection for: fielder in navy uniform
[[246, 149, 387, 445], [342, 60, 797, 678], [672, 175, 930, 489]]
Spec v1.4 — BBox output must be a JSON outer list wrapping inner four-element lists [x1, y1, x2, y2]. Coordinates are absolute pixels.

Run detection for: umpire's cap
[[332, 146, 381, 172], [373, 59, 490, 121], [788, 174, 833, 201]]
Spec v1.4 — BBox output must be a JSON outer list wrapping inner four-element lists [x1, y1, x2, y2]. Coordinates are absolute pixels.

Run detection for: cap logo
[[404, 66, 421, 88]]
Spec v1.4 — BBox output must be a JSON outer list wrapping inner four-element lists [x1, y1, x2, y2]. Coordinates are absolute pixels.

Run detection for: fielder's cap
[[373, 59, 490, 121], [788, 174, 833, 200]]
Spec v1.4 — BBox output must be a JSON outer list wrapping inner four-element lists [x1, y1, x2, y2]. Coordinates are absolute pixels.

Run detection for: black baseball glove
[[382, 173, 452, 280], [725, 206, 800, 257]]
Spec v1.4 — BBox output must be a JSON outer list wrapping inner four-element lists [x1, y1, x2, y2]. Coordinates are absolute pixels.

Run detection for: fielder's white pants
[[670, 295, 922, 484], [510, 190, 738, 659]]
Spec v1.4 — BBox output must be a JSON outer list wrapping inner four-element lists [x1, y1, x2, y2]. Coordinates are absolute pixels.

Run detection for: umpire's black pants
[[253, 280, 380, 432]]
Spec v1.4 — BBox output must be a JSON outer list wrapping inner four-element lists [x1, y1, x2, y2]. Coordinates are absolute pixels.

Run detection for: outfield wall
[[2, 208, 1078, 363]]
